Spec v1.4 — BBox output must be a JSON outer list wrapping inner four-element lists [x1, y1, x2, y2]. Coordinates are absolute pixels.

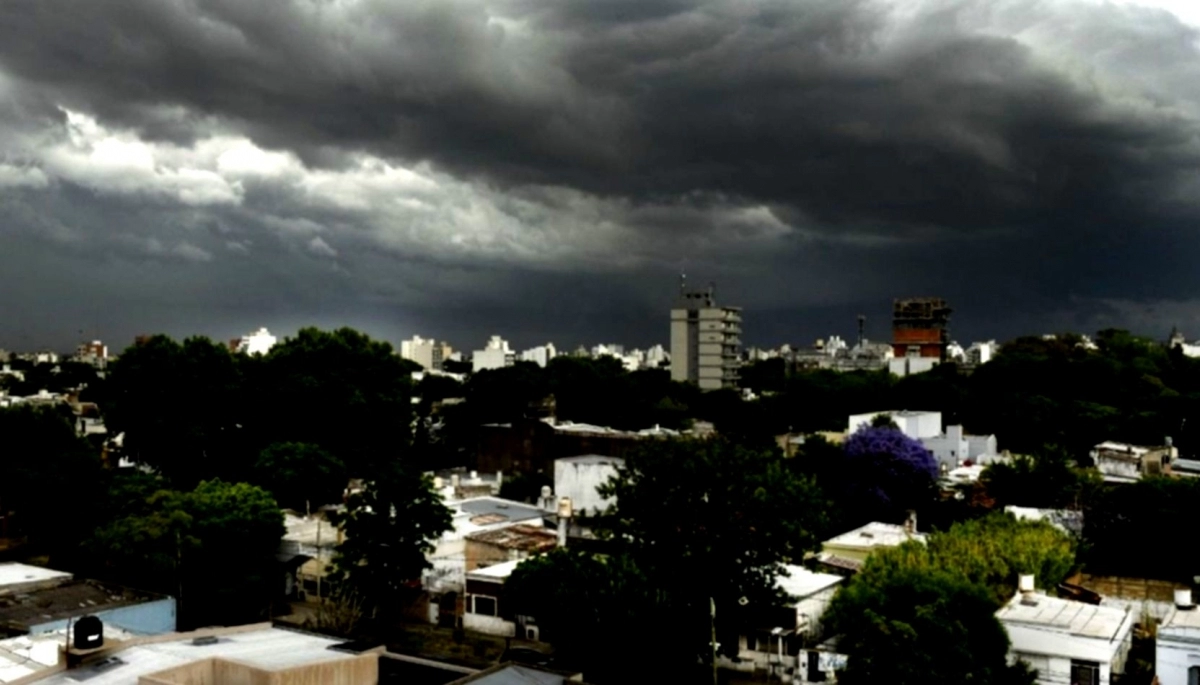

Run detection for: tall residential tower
[[670, 280, 742, 390]]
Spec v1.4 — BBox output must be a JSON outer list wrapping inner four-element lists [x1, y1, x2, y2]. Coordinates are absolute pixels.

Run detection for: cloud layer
[[3, 0, 1200, 349]]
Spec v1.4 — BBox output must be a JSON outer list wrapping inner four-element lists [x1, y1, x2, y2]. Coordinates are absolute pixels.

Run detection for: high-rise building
[[400, 335, 453, 370], [892, 298, 952, 360], [670, 281, 742, 390], [472, 335, 515, 372], [230, 327, 277, 356]]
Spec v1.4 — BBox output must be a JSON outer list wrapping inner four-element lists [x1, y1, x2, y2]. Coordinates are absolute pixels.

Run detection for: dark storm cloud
[[3, 0, 1200, 349]]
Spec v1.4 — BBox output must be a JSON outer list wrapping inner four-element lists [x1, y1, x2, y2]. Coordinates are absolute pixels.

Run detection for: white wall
[[554, 458, 623, 516], [1157, 635, 1200, 685], [472, 349, 512, 373], [463, 611, 516, 637], [848, 411, 943, 440]]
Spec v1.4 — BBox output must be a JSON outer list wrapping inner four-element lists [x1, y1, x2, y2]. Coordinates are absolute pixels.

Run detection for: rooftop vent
[[191, 636, 220, 646], [1176, 589, 1195, 610]]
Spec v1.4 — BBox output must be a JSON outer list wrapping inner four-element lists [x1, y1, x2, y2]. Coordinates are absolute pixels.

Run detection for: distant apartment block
[[400, 335, 453, 370], [229, 327, 277, 356], [472, 336, 514, 373], [519, 343, 556, 368], [892, 298, 951, 361], [670, 282, 742, 390]]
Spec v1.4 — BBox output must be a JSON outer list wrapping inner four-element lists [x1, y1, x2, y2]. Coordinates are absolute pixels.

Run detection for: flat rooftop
[[0, 624, 136, 684], [465, 525, 557, 552], [775, 565, 842, 600], [0, 580, 163, 629], [466, 559, 527, 582], [996, 593, 1131, 640], [0, 564, 71, 593], [822, 522, 928, 551], [34, 626, 359, 685], [455, 498, 545, 525], [555, 455, 625, 466]]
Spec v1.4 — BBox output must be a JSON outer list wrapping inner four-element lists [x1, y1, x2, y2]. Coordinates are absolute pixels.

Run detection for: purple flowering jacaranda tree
[[841, 425, 939, 522]]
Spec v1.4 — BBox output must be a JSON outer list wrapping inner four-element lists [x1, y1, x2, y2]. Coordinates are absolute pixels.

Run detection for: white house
[[816, 517, 927, 573], [730, 566, 843, 675], [463, 558, 526, 638], [423, 497, 547, 595], [553, 455, 624, 516], [921, 425, 999, 470], [1156, 590, 1200, 685], [996, 575, 1134, 685], [1091, 441, 1176, 483], [847, 410, 942, 440]]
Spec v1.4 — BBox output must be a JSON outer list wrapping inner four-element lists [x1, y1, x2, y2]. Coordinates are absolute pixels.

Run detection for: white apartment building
[[519, 343, 557, 368], [231, 328, 276, 356], [400, 335, 453, 370], [472, 336, 514, 373], [670, 284, 742, 390]]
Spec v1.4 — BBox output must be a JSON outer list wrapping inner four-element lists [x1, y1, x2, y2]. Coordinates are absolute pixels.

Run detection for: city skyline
[[5, 1, 1200, 348]]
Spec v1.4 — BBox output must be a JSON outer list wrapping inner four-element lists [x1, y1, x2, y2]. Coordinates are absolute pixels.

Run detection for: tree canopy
[[824, 513, 1071, 684], [506, 437, 826, 681], [252, 442, 346, 512], [327, 466, 453, 622], [0, 405, 103, 562], [86, 479, 284, 628], [833, 426, 939, 528]]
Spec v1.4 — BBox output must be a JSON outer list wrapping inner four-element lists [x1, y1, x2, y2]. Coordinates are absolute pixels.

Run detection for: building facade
[[670, 284, 741, 390], [400, 335, 453, 370], [892, 298, 951, 360], [472, 336, 514, 373]]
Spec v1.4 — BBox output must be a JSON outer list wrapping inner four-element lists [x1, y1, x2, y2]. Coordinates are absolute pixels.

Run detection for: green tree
[[981, 447, 1098, 510], [105, 335, 248, 486], [327, 466, 452, 622], [0, 405, 103, 563], [1083, 477, 1200, 581], [825, 542, 1037, 685], [824, 514, 1072, 684], [87, 480, 285, 628], [253, 442, 346, 512], [596, 438, 827, 664], [506, 549, 698, 683], [251, 328, 419, 477], [927, 513, 1075, 605]]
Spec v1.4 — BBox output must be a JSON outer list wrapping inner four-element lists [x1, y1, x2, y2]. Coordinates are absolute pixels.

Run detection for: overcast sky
[[3, 0, 1200, 352]]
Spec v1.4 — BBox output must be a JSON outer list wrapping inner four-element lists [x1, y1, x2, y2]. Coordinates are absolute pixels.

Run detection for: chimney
[[540, 485, 555, 512], [1176, 589, 1195, 610], [557, 497, 573, 548], [903, 511, 917, 535], [1019, 574, 1035, 595]]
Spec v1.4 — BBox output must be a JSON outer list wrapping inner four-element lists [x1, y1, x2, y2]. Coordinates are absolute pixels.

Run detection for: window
[[1189, 665, 1200, 685], [471, 595, 497, 617], [1070, 660, 1100, 685], [745, 634, 756, 652]]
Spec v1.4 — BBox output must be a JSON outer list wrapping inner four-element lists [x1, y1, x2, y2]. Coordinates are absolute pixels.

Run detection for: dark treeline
[[742, 329, 1200, 458]]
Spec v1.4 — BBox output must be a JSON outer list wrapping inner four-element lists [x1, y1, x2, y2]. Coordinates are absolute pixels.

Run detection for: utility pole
[[710, 596, 718, 685]]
